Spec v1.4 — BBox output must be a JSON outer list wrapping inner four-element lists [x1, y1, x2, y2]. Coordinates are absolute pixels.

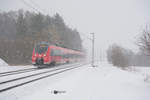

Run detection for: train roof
[[35, 42, 83, 54], [50, 45, 84, 55]]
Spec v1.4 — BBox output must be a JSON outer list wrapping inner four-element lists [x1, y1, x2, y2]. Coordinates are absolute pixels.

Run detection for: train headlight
[[44, 54, 46, 56], [34, 54, 36, 56]]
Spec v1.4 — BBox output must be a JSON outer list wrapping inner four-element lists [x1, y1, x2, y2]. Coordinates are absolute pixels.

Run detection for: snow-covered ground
[[0, 65, 35, 73], [0, 58, 8, 67], [0, 58, 35, 73], [0, 62, 150, 100]]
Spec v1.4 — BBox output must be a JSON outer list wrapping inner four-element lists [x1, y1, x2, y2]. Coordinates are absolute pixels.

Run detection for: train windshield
[[35, 44, 48, 54]]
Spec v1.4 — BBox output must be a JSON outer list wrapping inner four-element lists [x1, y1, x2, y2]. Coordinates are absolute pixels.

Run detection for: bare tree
[[138, 25, 150, 55]]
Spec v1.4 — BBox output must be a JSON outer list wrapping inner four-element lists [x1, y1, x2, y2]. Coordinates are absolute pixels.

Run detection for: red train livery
[[32, 42, 84, 65]]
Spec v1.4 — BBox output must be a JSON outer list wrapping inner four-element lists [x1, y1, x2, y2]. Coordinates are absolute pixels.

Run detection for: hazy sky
[[1, 0, 150, 60]]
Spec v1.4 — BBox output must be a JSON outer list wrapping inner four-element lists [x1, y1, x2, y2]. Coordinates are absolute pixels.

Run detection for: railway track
[[0, 62, 88, 93], [0, 63, 79, 77], [0, 63, 78, 77], [0, 68, 37, 77]]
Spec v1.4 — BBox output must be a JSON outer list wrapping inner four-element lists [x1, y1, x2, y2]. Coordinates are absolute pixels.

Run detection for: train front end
[[32, 43, 50, 65]]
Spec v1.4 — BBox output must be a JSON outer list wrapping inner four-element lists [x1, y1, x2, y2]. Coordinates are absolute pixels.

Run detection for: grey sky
[[1, 0, 150, 60]]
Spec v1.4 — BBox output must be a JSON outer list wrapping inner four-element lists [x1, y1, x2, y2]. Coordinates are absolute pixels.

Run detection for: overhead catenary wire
[[21, 0, 92, 41], [29, 0, 49, 14], [21, 0, 41, 13], [80, 33, 92, 41], [21, 0, 92, 51]]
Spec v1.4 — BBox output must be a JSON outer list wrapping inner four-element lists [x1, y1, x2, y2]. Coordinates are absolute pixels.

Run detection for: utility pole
[[91, 33, 95, 67]]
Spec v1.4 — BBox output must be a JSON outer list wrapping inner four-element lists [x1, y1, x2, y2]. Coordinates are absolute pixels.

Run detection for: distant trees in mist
[[107, 44, 150, 67], [107, 24, 150, 67]]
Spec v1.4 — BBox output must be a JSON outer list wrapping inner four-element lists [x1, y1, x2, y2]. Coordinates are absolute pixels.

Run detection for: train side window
[[60, 50, 62, 57], [65, 53, 68, 58], [58, 50, 61, 56], [60, 50, 63, 57], [63, 53, 68, 58], [51, 49, 61, 56], [55, 49, 60, 56], [54, 49, 57, 56], [51, 49, 54, 56], [54, 50, 57, 56]]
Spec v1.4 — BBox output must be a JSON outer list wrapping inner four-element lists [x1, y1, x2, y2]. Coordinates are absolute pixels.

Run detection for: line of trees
[[107, 44, 130, 68], [107, 44, 150, 68], [0, 10, 83, 65], [107, 25, 150, 68]]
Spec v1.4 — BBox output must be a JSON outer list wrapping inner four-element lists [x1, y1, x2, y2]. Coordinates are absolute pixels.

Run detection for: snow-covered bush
[[107, 44, 129, 68]]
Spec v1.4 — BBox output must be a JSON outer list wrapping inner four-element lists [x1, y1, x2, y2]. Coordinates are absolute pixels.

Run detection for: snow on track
[[0, 63, 81, 83], [0, 62, 150, 100], [0, 65, 35, 73], [0, 63, 83, 92]]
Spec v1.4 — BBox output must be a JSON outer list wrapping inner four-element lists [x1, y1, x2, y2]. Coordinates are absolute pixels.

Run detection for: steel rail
[[0, 63, 87, 93]]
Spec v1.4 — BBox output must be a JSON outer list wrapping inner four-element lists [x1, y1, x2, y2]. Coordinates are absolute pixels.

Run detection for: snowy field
[[0, 65, 35, 73], [0, 61, 150, 100], [0, 58, 8, 67], [0, 58, 35, 73]]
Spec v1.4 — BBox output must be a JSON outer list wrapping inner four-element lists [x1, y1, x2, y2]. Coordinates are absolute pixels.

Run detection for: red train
[[32, 42, 84, 66]]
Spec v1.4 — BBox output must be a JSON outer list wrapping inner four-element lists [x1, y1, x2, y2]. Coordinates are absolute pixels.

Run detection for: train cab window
[[35, 44, 48, 54]]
